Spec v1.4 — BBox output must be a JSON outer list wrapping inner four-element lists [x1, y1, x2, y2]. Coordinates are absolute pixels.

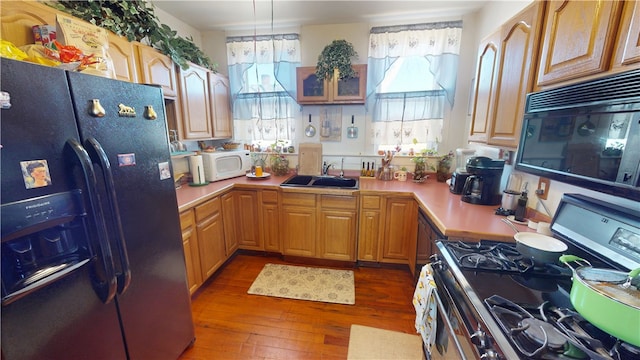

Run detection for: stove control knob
[[470, 328, 487, 348], [480, 349, 499, 360]]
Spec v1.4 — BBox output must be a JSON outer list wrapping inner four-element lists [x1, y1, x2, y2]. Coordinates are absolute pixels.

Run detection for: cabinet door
[[235, 190, 263, 250], [221, 192, 239, 256], [536, 0, 622, 87], [469, 30, 501, 143], [208, 72, 233, 139], [195, 199, 225, 280], [1, 1, 57, 48], [488, 2, 544, 147], [382, 198, 418, 263], [612, 1, 640, 70], [358, 210, 382, 261], [332, 64, 367, 103], [108, 33, 139, 83], [180, 210, 202, 294], [136, 45, 179, 98], [179, 63, 213, 139], [296, 67, 329, 103], [281, 206, 316, 257], [261, 190, 280, 252], [318, 195, 357, 261]]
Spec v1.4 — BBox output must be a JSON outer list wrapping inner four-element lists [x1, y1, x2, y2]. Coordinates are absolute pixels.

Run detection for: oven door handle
[[433, 289, 468, 360]]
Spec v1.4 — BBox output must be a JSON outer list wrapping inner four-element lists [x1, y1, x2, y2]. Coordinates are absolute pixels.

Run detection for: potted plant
[[411, 151, 435, 183], [315, 40, 358, 81], [436, 151, 455, 182], [50, 0, 216, 71], [269, 140, 289, 176]]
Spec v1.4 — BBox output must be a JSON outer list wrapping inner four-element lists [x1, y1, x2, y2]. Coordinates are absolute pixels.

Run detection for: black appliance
[[1, 58, 195, 359], [461, 156, 505, 205], [515, 69, 640, 201], [449, 171, 470, 194], [419, 193, 640, 359]]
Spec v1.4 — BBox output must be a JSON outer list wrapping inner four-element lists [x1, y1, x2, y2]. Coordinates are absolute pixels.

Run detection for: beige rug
[[247, 263, 355, 305], [347, 325, 425, 360]]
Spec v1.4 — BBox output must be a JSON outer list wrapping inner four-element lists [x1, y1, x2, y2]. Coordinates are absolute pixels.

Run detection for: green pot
[[560, 255, 640, 346]]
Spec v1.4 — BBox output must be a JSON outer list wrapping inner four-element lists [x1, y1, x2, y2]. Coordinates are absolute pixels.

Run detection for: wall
[[153, 5, 202, 47]]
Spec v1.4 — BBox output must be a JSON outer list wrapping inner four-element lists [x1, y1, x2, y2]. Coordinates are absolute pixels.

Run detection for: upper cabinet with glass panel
[[296, 64, 367, 104]]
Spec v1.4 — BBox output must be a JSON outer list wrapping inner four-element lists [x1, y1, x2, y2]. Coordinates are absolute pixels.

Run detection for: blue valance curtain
[[366, 21, 462, 151], [226, 34, 300, 145], [367, 21, 463, 107]]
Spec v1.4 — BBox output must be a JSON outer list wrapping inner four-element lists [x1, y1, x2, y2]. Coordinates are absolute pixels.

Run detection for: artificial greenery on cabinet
[[315, 39, 358, 81], [49, 0, 216, 71]]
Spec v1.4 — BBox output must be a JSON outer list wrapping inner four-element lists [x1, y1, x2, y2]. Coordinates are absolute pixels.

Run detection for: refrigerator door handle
[[64, 139, 118, 304], [85, 137, 132, 295]]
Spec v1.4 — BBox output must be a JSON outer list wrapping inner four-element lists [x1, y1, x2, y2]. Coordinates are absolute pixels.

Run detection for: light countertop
[[175, 171, 535, 242]]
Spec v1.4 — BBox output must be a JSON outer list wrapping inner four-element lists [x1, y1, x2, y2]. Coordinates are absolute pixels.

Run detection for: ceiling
[[151, 0, 488, 32]]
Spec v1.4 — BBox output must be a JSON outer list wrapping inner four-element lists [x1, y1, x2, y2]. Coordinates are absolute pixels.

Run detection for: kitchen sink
[[280, 175, 358, 189]]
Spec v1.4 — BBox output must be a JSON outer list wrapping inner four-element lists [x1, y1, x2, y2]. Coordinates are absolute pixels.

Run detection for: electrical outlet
[[537, 177, 550, 200]]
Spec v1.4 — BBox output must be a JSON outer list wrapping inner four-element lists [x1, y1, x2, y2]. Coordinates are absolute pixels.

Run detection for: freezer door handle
[[64, 139, 117, 304], [85, 137, 132, 295]]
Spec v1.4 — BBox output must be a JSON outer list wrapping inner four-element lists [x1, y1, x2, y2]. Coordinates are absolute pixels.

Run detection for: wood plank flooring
[[179, 253, 419, 360]]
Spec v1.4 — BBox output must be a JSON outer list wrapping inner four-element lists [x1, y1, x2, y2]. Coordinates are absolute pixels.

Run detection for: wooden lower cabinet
[[358, 195, 418, 271], [221, 192, 239, 256], [281, 192, 358, 260], [194, 197, 226, 280], [382, 197, 418, 264], [235, 190, 263, 250], [180, 209, 202, 295], [261, 190, 281, 252], [282, 193, 317, 257], [357, 195, 383, 261], [318, 195, 358, 261]]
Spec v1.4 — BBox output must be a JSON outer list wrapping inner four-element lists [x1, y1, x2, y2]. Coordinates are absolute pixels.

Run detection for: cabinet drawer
[[179, 210, 195, 230], [282, 193, 316, 207], [262, 190, 278, 203], [321, 195, 357, 210], [361, 195, 381, 209], [195, 197, 221, 222]]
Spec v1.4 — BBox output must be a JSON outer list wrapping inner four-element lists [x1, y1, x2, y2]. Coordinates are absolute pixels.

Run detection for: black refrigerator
[[1, 58, 195, 359]]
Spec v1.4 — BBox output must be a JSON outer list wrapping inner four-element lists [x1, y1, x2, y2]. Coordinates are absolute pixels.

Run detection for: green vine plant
[[49, 0, 216, 71], [315, 39, 358, 81]]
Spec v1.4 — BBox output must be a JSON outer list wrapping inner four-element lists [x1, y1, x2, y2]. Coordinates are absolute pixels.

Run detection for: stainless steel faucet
[[322, 161, 333, 175]]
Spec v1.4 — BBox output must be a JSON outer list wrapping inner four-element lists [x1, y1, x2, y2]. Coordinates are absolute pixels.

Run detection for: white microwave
[[201, 151, 251, 182]]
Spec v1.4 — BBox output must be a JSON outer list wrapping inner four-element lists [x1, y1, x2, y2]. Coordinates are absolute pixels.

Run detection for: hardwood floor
[[179, 253, 419, 359]]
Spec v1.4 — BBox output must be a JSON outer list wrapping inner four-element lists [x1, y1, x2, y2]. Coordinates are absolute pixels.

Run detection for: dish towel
[[413, 264, 438, 355]]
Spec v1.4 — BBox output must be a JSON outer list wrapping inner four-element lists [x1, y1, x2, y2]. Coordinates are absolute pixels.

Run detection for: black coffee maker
[[461, 156, 505, 205]]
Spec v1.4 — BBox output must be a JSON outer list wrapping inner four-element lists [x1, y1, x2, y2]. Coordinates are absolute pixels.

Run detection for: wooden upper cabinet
[[136, 45, 179, 98], [488, 1, 544, 147], [536, 0, 623, 87], [469, 30, 501, 144], [296, 67, 330, 103], [208, 72, 233, 139], [179, 63, 213, 139], [296, 64, 366, 104], [108, 34, 139, 83], [612, 0, 640, 70], [0, 1, 56, 48]]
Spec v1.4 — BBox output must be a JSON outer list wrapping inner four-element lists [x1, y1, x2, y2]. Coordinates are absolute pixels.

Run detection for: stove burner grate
[[484, 295, 639, 360]]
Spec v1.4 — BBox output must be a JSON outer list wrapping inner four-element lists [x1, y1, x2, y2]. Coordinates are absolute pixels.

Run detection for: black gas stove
[[424, 194, 640, 360]]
